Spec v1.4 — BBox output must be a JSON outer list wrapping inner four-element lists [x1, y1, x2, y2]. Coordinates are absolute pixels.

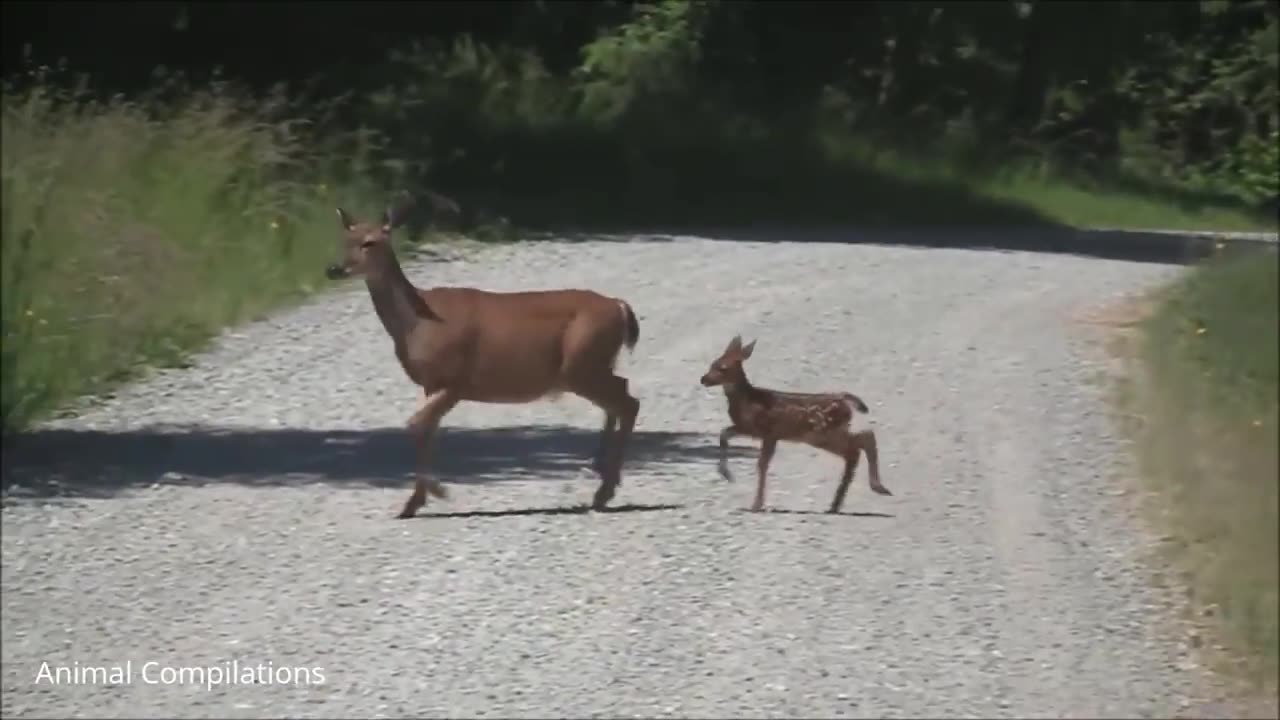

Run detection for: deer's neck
[[365, 251, 432, 344], [722, 378, 757, 404]]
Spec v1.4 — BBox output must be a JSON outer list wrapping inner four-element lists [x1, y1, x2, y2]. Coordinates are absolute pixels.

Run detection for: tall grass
[[1, 71, 388, 433], [1123, 250, 1279, 690]]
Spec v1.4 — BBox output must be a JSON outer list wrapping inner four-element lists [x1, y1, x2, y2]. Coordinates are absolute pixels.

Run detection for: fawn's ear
[[336, 207, 354, 231], [740, 339, 756, 359], [725, 335, 743, 355]]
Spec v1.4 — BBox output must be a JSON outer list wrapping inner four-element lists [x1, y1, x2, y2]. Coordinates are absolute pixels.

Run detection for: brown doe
[[700, 335, 891, 513], [325, 193, 642, 518]]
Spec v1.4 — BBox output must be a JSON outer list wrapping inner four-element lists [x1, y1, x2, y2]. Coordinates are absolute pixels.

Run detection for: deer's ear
[[382, 191, 416, 231], [725, 335, 742, 354], [336, 207, 354, 230], [740, 339, 756, 359]]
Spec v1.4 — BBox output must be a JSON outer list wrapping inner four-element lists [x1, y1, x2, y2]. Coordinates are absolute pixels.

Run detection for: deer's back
[[410, 286, 628, 402], [732, 386, 859, 441], [420, 286, 618, 320]]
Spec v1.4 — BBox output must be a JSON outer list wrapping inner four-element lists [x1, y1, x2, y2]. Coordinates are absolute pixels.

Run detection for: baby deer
[[700, 335, 891, 513]]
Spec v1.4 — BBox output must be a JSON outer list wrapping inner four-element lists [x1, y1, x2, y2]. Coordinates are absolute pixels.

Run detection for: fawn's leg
[[814, 428, 889, 514], [718, 425, 738, 481], [751, 437, 777, 512], [816, 433, 862, 514], [571, 374, 640, 510], [855, 428, 890, 496], [399, 388, 460, 519]]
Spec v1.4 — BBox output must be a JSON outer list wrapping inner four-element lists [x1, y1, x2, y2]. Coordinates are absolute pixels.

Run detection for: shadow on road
[[530, 226, 1276, 266], [413, 502, 686, 520], [1, 423, 753, 503], [732, 508, 895, 518]]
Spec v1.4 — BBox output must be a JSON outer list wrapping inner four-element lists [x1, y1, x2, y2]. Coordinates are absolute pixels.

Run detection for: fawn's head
[[325, 194, 414, 280], [700, 335, 756, 388]]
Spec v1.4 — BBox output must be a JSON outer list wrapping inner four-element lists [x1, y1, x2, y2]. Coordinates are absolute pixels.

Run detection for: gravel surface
[[0, 232, 1264, 718]]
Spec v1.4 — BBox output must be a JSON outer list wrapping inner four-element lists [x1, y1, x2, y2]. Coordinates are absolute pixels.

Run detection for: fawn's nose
[[325, 264, 347, 280], [700, 374, 715, 386]]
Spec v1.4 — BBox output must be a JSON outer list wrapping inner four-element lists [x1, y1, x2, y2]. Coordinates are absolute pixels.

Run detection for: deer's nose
[[325, 264, 347, 280], [700, 374, 715, 386]]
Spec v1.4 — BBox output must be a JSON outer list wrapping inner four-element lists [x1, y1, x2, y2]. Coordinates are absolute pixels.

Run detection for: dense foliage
[[6, 1, 1278, 215]]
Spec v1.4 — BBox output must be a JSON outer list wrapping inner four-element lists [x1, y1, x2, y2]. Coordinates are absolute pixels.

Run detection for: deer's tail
[[844, 393, 870, 414], [620, 300, 640, 351]]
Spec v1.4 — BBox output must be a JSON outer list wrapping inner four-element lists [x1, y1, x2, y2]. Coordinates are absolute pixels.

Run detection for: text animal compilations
[[34, 660, 326, 691]]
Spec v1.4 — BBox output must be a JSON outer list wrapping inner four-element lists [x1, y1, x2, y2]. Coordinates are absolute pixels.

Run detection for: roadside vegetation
[[1114, 249, 1278, 693], [4, 0, 1277, 434]]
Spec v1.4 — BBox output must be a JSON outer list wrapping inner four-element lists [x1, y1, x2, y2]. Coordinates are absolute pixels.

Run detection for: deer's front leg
[[718, 425, 738, 482], [400, 388, 460, 519], [751, 437, 777, 512]]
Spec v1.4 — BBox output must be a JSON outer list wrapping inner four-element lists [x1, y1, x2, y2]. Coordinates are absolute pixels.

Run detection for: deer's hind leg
[[399, 388, 460, 519], [813, 428, 889, 515], [569, 373, 639, 510], [593, 413, 617, 476]]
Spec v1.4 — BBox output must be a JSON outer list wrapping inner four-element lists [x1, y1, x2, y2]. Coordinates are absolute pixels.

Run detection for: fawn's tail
[[844, 393, 870, 414]]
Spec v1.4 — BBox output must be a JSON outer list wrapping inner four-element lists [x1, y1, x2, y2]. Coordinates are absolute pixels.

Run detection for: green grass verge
[[1123, 249, 1278, 690], [0, 79, 389, 434]]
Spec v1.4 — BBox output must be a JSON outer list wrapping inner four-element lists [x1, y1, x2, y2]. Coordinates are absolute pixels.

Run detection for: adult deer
[[324, 193, 642, 518], [700, 335, 891, 513]]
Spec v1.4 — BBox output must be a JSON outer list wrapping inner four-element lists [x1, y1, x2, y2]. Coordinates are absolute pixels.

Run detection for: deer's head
[[700, 335, 756, 388], [325, 194, 414, 280]]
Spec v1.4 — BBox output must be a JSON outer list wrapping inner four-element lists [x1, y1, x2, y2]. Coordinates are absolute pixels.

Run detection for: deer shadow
[[731, 508, 895, 519], [1, 423, 756, 504], [411, 502, 686, 520]]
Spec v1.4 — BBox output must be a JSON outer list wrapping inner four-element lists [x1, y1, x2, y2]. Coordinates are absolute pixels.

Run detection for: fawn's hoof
[[397, 500, 424, 519]]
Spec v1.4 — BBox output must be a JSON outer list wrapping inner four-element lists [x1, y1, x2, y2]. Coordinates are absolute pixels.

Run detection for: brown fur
[[327, 192, 641, 518], [700, 335, 890, 513]]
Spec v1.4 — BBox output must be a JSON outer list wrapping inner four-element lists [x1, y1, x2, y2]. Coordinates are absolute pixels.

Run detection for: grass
[[2, 69, 1275, 436], [1116, 248, 1278, 692], [979, 174, 1275, 233], [814, 130, 1278, 234], [0, 76, 388, 434]]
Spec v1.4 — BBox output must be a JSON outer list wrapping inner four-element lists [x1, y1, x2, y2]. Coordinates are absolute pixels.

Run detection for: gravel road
[[1, 231, 1265, 718]]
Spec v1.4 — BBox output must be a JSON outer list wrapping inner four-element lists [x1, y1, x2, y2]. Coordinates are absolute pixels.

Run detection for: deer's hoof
[[591, 488, 616, 511]]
